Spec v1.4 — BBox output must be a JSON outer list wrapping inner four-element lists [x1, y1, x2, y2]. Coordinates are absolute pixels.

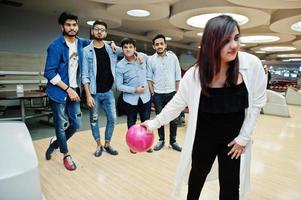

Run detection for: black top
[[195, 82, 249, 142], [95, 47, 114, 93]]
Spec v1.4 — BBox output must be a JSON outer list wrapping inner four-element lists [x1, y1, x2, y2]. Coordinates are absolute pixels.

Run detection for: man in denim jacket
[[44, 12, 90, 170], [82, 20, 121, 157]]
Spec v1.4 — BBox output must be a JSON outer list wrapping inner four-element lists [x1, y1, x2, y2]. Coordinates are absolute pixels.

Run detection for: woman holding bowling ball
[[143, 15, 266, 200]]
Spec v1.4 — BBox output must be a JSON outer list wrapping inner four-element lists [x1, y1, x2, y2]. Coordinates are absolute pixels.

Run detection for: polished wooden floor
[[33, 105, 301, 200]]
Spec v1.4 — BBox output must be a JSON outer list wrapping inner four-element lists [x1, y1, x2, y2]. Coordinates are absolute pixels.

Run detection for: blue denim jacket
[[82, 41, 122, 95], [116, 55, 151, 105], [44, 34, 90, 103]]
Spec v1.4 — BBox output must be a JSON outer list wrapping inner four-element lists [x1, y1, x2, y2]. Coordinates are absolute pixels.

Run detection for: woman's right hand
[[141, 120, 153, 134]]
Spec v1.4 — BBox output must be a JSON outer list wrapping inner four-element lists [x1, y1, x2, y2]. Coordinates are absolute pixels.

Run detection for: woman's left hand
[[227, 140, 245, 159]]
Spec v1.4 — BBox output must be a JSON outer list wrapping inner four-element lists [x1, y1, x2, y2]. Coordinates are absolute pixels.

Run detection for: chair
[[262, 89, 290, 117], [286, 87, 301, 106]]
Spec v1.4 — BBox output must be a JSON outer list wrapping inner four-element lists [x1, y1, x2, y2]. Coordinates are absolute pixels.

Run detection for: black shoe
[[146, 148, 153, 153], [170, 142, 182, 152], [94, 146, 104, 157], [104, 146, 119, 155], [154, 141, 165, 151], [45, 137, 57, 160], [130, 149, 137, 154]]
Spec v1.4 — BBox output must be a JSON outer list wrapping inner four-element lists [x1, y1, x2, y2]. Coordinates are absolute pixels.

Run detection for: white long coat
[[147, 51, 267, 199]]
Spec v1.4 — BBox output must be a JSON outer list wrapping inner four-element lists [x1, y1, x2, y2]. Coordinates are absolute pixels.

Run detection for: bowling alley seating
[[262, 89, 290, 117], [286, 87, 301, 106], [0, 122, 46, 200]]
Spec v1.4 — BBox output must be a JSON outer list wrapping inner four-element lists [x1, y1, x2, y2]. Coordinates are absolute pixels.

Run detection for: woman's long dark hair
[[197, 15, 240, 96]]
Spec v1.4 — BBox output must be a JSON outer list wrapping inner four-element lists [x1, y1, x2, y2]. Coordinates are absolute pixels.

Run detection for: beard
[[63, 30, 77, 37], [93, 35, 106, 41], [156, 48, 165, 55]]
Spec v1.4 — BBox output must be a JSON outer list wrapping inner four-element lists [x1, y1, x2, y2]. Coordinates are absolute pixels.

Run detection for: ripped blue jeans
[[50, 99, 82, 154], [89, 90, 116, 142]]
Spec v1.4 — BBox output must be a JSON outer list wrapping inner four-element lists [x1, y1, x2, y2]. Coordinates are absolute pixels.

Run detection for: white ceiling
[[1, 0, 301, 60]]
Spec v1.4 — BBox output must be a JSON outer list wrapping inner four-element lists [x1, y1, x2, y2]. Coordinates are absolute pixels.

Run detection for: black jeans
[[153, 92, 177, 144], [187, 139, 240, 200], [125, 98, 151, 129]]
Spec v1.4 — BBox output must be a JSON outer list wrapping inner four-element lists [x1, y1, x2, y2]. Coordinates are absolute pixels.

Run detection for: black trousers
[[125, 98, 151, 129], [187, 139, 240, 200], [153, 92, 177, 144]]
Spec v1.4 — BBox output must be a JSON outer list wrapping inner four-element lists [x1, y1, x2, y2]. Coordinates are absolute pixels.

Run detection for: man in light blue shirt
[[147, 34, 182, 152], [116, 38, 153, 153]]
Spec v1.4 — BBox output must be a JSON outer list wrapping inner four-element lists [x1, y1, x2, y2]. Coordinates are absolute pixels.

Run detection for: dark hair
[[92, 20, 107, 29], [197, 15, 240, 96], [121, 38, 136, 48], [152, 34, 166, 44], [89, 27, 93, 40], [58, 12, 78, 25]]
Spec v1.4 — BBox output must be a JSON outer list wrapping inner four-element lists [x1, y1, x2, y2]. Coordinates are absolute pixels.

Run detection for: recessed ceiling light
[[255, 50, 266, 54], [165, 36, 172, 41], [186, 13, 249, 28], [197, 32, 203, 36], [277, 54, 301, 58], [260, 46, 296, 52], [87, 20, 95, 26], [291, 21, 301, 32], [240, 35, 280, 43], [127, 9, 150, 17], [282, 58, 301, 62], [287, 58, 301, 61]]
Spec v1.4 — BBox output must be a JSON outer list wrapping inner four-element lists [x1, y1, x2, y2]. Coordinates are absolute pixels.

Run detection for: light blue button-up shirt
[[147, 51, 181, 94], [116, 55, 151, 105]]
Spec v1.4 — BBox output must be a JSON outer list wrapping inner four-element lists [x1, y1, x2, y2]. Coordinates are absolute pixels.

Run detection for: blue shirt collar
[[122, 56, 138, 64], [155, 51, 168, 58]]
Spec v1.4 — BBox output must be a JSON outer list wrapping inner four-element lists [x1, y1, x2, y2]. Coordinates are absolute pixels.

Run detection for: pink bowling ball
[[126, 124, 154, 153]]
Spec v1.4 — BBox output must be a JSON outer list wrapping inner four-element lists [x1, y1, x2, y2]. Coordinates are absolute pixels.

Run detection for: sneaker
[[63, 155, 77, 171], [181, 116, 185, 124], [146, 148, 153, 153], [94, 146, 104, 157], [171, 142, 182, 152], [154, 141, 165, 151], [45, 137, 57, 160], [104, 146, 119, 155], [130, 149, 137, 154]]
